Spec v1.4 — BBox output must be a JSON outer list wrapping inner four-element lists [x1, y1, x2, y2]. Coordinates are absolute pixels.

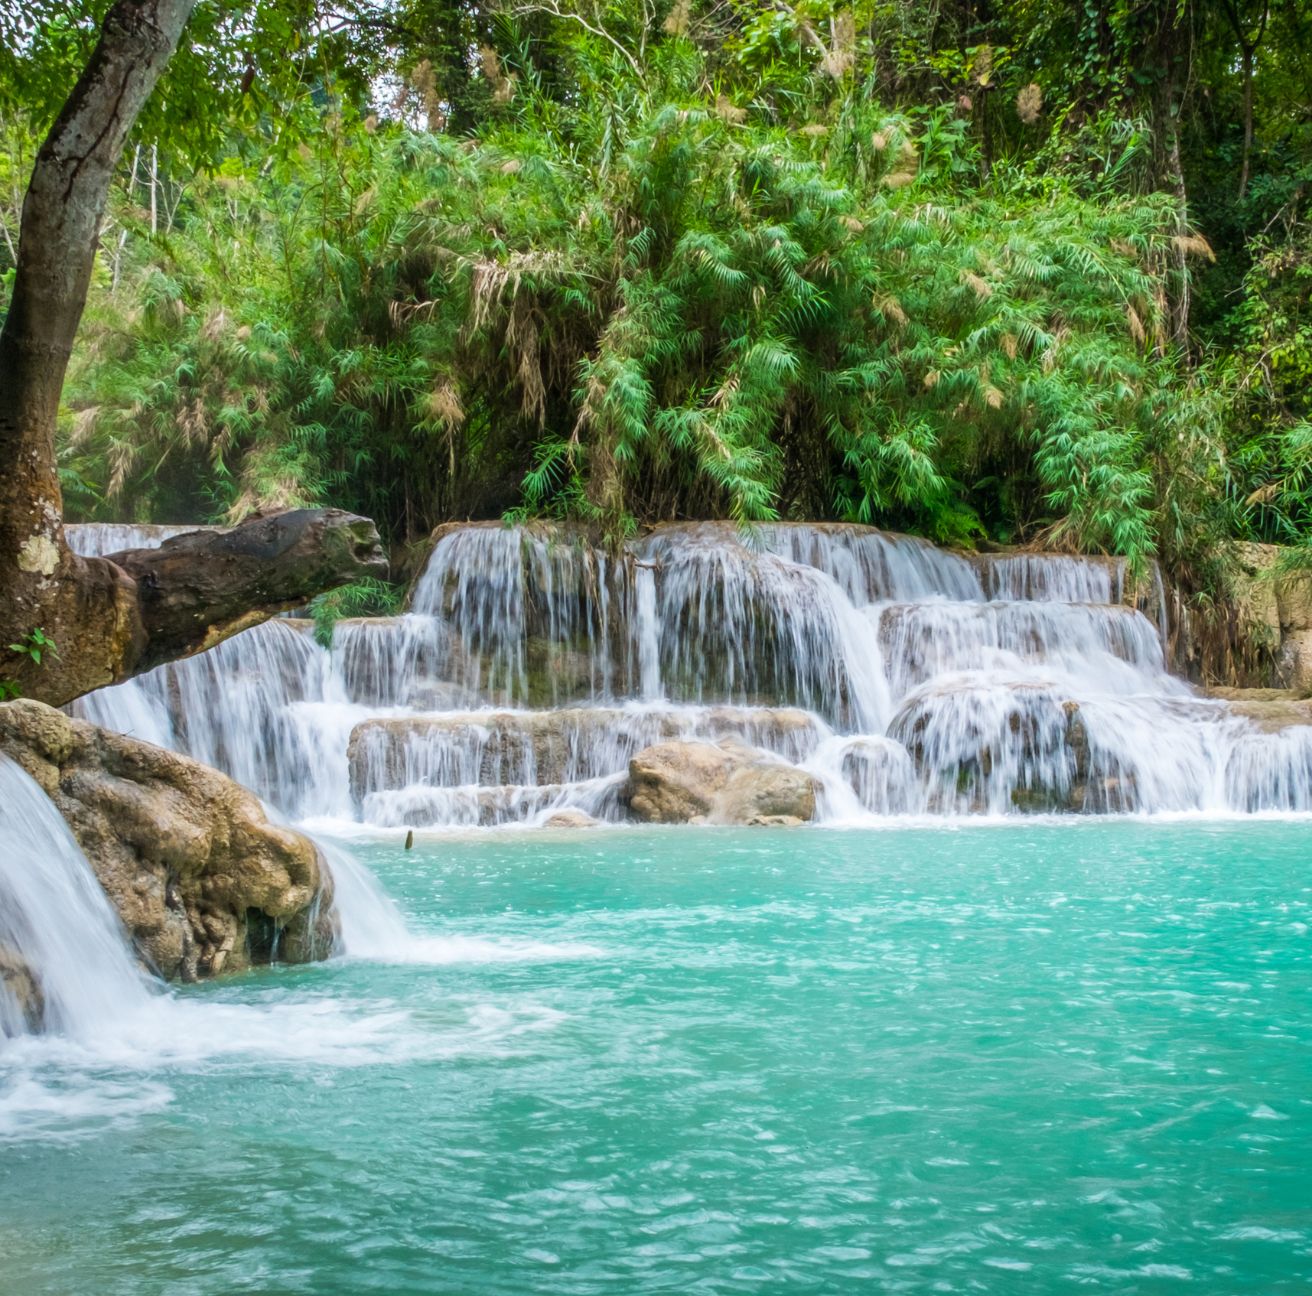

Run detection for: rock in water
[[0, 699, 336, 981], [625, 739, 817, 825], [541, 809, 599, 829], [0, 943, 44, 1033]]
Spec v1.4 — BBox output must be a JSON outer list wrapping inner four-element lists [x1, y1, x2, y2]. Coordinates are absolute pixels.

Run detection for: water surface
[[2, 820, 1310, 1293]]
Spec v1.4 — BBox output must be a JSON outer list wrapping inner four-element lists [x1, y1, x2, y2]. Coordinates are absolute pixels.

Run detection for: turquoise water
[[2, 821, 1310, 1293]]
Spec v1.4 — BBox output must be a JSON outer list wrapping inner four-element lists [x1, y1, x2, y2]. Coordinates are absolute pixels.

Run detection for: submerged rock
[[0, 699, 336, 982], [625, 739, 817, 825]]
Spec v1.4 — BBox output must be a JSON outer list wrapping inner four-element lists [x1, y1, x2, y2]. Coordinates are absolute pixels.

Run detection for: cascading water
[[67, 519, 1312, 826], [0, 758, 151, 1038], [0, 752, 554, 1144]]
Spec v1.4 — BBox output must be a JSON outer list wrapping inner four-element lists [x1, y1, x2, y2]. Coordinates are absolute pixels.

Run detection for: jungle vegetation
[[4, 0, 1312, 594]]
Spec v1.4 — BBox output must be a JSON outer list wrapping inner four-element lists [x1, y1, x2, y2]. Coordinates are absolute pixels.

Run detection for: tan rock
[[1232, 542, 1285, 641], [1281, 627, 1312, 697], [625, 739, 816, 825], [0, 699, 336, 982], [1216, 694, 1312, 733], [1206, 686, 1300, 702], [1228, 544, 1312, 694], [541, 809, 599, 829], [626, 740, 728, 822], [719, 761, 818, 825], [1276, 572, 1312, 632]]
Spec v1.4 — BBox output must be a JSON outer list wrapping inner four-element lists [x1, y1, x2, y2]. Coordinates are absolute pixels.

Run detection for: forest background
[[3, 0, 1311, 613]]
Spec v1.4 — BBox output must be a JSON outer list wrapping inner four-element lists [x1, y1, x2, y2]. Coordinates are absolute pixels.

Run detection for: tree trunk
[[1, 511, 386, 706], [0, 0, 198, 573], [0, 0, 386, 708], [1145, 1, 1192, 351], [1238, 43, 1254, 200], [1219, 1, 1268, 204], [112, 510, 386, 673]]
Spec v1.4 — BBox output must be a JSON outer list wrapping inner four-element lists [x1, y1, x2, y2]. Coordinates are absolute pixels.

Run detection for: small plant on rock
[[8, 628, 59, 667]]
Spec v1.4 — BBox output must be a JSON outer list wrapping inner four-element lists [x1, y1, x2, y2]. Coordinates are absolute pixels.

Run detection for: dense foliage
[[4, 0, 1312, 583]]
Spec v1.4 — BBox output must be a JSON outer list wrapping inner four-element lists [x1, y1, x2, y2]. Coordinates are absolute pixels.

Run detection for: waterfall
[[66, 519, 1312, 825], [316, 840, 412, 959], [976, 552, 1122, 603], [63, 522, 218, 556], [0, 758, 152, 1038]]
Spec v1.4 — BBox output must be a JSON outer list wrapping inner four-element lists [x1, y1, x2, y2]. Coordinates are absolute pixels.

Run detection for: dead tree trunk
[[0, 0, 385, 708]]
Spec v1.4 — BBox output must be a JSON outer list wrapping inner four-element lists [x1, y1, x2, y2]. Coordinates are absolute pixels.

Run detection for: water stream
[[0, 757, 151, 1038]]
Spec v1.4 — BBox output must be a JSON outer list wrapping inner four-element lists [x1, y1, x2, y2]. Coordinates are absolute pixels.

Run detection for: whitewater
[[61, 519, 1312, 827]]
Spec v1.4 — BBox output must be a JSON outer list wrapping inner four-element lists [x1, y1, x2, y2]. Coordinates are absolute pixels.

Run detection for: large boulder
[[0, 699, 336, 981], [625, 739, 817, 825]]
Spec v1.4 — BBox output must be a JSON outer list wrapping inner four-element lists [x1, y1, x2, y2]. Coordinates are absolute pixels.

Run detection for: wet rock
[[330, 615, 469, 709], [885, 687, 1124, 814], [0, 699, 336, 982], [838, 738, 916, 815], [625, 739, 817, 825], [347, 705, 823, 805], [542, 809, 599, 829], [0, 944, 44, 1034], [1215, 694, 1312, 733], [361, 779, 619, 829], [349, 709, 625, 800]]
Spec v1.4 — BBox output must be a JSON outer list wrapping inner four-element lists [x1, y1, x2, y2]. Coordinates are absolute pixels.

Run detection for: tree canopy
[[4, 0, 1312, 593]]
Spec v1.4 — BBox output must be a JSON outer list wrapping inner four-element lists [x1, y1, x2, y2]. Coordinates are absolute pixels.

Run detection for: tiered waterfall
[[68, 521, 1312, 825]]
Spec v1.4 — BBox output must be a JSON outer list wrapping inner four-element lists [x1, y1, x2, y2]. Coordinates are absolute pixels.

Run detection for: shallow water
[[2, 821, 1310, 1293]]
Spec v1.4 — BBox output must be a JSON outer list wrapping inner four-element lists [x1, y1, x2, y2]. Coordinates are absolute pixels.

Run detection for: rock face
[[1228, 543, 1312, 694], [625, 739, 818, 825], [0, 699, 336, 982]]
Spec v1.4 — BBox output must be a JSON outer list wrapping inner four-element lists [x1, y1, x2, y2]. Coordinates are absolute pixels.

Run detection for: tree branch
[[110, 509, 387, 671], [509, 1, 645, 79]]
